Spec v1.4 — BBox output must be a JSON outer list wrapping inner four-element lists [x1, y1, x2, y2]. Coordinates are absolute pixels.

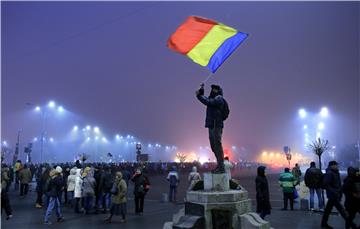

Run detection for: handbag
[[293, 188, 299, 199], [110, 182, 119, 195]]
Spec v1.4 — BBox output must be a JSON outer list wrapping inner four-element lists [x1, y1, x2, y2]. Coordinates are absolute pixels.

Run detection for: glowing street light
[[318, 122, 325, 130], [86, 125, 91, 131], [94, 127, 100, 133], [2, 141, 7, 146], [298, 108, 307, 118], [115, 134, 120, 140], [48, 101, 56, 108], [33, 137, 38, 142], [73, 126, 78, 131], [320, 107, 329, 118], [49, 138, 54, 142], [303, 125, 308, 130], [58, 106, 64, 112], [262, 151, 268, 156], [35, 106, 41, 112]]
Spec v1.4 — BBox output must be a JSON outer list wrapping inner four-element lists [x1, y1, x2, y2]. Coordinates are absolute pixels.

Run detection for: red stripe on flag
[[167, 16, 218, 55]]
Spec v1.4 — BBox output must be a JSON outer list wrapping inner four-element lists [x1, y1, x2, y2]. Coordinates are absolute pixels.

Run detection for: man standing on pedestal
[[196, 84, 229, 174]]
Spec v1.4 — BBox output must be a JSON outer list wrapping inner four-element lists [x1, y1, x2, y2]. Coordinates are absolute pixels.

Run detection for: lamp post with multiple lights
[[33, 101, 64, 162]]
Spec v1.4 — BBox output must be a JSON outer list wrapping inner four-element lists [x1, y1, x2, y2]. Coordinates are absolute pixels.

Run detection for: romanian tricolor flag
[[168, 16, 248, 73]]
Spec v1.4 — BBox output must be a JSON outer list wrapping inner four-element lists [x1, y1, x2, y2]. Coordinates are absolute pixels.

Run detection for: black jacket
[[343, 167, 360, 209], [323, 167, 342, 200], [304, 167, 323, 189], [196, 88, 225, 129], [255, 166, 271, 213], [48, 175, 64, 197], [131, 173, 150, 195]]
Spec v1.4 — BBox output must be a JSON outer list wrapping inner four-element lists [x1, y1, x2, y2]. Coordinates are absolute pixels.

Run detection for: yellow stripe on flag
[[187, 24, 237, 67]]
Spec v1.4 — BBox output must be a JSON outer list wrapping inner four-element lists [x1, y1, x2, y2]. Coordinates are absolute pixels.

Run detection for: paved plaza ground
[[2, 171, 359, 229]]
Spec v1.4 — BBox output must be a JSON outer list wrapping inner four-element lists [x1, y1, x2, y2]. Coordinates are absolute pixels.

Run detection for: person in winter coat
[[224, 156, 234, 180], [342, 167, 360, 229], [321, 161, 357, 229], [187, 166, 201, 191], [255, 166, 271, 219], [167, 166, 179, 203], [1, 165, 13, 220], [304, 161, 324, 210], [82, 167, 96, 214], [196, 84, 227, 173], [292, 163, 302, 186], [101, 166, 114, 213], [105, 171, 127, 223], [131, 168, 150, 215], [74, 168, 83, 213], [44, 168, 64, 225], [279, 168, 296, 210], [66, 167, 77, 208], [35, 166, 46, 208], [19, 164, 32, 197]]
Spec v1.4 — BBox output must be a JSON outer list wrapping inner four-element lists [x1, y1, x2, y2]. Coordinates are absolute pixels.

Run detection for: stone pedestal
[[185, 189, 251, 229], [163, 173, 271, 229], [203, 173, 229, 192]]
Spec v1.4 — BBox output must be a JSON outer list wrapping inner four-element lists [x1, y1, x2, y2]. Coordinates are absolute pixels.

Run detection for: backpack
[[221, 98, 230, 121], [169, 174, 178, 186]]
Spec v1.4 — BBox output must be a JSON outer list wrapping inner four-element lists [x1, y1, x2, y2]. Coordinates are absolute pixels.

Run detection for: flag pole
[[202, 72, 213, 84]]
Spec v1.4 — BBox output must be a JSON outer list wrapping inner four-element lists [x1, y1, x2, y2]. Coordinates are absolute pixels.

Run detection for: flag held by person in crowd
[[168, 16, 248, 73]]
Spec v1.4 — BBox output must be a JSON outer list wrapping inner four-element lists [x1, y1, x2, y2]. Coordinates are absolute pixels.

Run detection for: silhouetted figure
[[255, 166, 271, 219], [196, 84, 229, 173], [321, 161, 357, 229]]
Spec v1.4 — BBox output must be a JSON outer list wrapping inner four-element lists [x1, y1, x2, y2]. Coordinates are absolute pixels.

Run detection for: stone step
[[172, 215, 205, 229]]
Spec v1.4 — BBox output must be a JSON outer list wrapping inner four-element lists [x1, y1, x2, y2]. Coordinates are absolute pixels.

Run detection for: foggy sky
[[1, 2, 359, 159]]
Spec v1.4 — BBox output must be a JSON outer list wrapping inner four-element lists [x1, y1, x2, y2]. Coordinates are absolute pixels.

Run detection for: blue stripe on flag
[[207, 32, 248, 73]]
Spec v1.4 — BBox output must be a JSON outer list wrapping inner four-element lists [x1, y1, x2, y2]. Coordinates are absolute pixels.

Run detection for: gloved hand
[[196, 83, 205, 96]]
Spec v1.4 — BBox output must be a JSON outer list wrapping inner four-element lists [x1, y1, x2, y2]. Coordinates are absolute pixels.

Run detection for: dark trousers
[[208, 127, 224, 168], [20, 183, 29, 196], [1, 192, 12, 216], [169, 186, 177, 202], [63, 189, 68, 204], [283, 192, 294, 210], [36, 190, 43, 205], [134, 193, 145, 213], [83, 196, 94, 214], [74, 198, 81, 213], [322, 198, 351, 227], [14, 172, 19, 190]]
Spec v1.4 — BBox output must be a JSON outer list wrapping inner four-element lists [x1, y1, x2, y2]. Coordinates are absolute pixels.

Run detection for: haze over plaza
[[1, 2, 359, 163]]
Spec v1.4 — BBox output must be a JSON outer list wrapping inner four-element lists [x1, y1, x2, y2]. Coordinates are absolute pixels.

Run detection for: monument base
[[163, 173, 272, 229]]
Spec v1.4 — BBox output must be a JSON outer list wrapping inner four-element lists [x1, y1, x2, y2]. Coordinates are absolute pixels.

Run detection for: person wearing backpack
[[167, 166, 179, 203], [44, 167, 65, 225], [82, 167, 96, 214], [196, 84, 229, 174], [304, 162, 324, 211], [105, 171, 127, 223]]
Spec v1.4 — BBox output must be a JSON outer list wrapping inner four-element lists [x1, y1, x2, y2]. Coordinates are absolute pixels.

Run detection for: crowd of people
[[2, 158, 360, 228], [1, 160, 153, 224], [255, 160, 360, 229]]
